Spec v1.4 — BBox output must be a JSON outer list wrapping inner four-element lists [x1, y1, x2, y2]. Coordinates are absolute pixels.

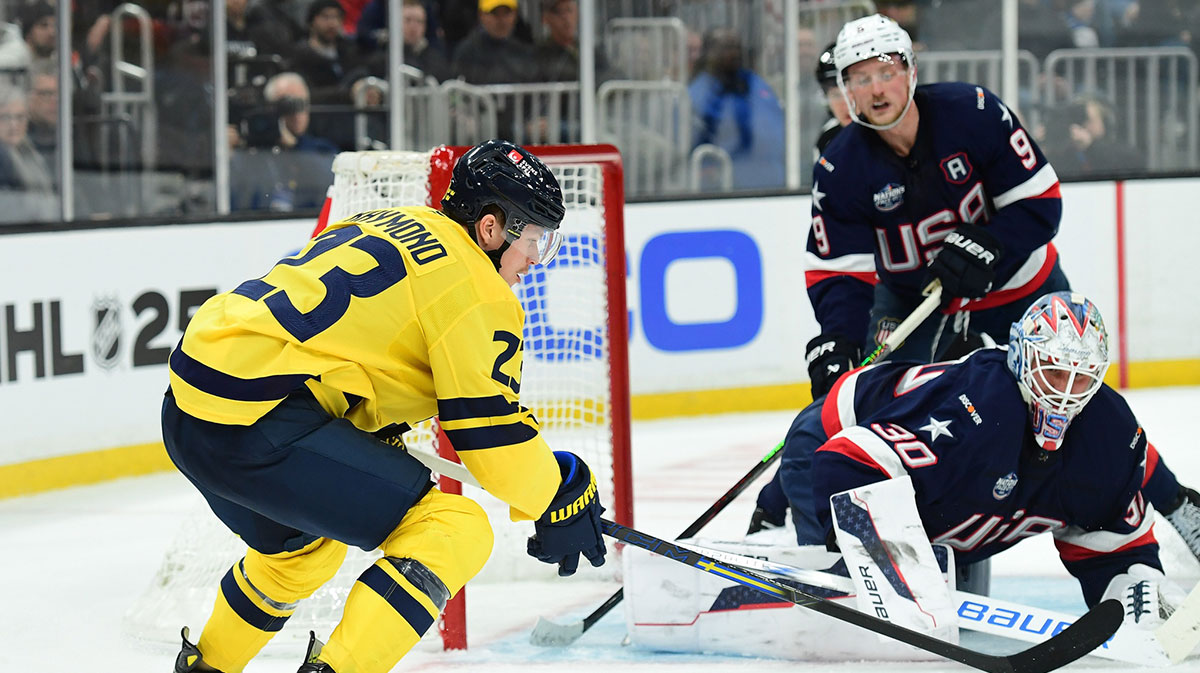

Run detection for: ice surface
[[3, 386, 1200, 671]]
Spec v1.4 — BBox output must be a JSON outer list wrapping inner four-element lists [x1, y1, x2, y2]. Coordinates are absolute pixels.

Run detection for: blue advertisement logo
[[639, 230, 763, 352]]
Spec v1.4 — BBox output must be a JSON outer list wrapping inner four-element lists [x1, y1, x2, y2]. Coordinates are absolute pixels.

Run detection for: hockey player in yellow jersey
[[163, 140, 607, 673]]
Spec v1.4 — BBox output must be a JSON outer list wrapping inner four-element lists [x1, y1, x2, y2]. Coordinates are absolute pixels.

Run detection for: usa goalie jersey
[[811, 348, 1160, 606], [807, 82, 1063, 343], [168, 206, 561, 522]]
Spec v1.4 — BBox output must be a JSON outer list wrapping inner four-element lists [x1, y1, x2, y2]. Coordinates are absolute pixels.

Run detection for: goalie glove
[[1101, 563, 1186, 629], [528, 451, 607, 576], [927, 223, 1003, 300], [1164, 486, 1200, 561]]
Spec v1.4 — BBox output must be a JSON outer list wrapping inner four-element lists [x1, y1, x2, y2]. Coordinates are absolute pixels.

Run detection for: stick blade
[[1003, 599, 1124, 673], [530, 616, 585, 647], [1156, 580, 1200, 664]]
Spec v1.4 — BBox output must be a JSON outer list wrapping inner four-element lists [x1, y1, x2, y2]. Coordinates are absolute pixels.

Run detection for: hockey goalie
[[623, 292, 1195, 663]]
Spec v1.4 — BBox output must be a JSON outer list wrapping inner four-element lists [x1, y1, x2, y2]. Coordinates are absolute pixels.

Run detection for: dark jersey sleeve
[[1051, 388, 1161, 606], [968, 86, 1063, 285], [806, 138, 877, 344]]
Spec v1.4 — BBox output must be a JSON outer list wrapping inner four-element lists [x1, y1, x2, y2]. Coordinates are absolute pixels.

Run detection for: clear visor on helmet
[[505, 220, 563, 266], [842, 53, 907, 91]]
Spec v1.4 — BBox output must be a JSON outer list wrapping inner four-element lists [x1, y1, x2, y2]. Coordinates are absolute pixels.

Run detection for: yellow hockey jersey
[[168, 206, 560, 521]]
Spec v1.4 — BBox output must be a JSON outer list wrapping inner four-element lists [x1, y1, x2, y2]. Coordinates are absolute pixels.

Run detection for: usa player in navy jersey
[[776, 292, 1188, 628], [805, 13, 1069, 394], [749, 13, 1200, 562]]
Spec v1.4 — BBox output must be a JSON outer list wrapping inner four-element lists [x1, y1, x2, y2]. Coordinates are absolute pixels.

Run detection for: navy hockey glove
[[528, 451, 607, 576], [928, 223, 1004, 300], [806, 334, 859, 399]]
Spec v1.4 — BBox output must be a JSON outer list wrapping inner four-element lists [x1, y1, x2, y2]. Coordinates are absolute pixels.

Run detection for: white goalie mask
[[1007, 292, 1111, 451], [833, 14, 917, 131]]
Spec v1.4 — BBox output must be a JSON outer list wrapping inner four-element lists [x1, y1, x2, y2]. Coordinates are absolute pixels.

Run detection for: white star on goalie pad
[[920, 416, 954, 443]]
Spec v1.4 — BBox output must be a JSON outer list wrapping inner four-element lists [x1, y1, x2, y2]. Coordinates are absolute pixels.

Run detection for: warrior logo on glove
[[549, 473, 598, 523], [528, 451, 607, 576]]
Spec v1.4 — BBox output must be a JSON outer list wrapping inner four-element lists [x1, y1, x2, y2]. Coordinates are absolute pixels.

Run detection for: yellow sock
[[319, 559, 439, 673], [196, 538, 348, 672], [197, 559, 298, 672]]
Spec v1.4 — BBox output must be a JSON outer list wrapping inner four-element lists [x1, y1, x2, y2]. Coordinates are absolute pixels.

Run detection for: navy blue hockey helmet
[[442, 140, 566, 266], [815, 42, 838, 89]]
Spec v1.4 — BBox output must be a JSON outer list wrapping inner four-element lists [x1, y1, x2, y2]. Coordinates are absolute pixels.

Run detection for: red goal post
[[322, 144, 633, 650]]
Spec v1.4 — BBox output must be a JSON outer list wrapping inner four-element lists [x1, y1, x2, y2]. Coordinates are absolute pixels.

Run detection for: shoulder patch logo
[[873, 183, 905, 212], [940, 153, 973, 184], [993, 472, 1018, 500]]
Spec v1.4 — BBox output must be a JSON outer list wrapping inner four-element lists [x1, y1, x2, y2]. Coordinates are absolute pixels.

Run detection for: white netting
[[326, 149, 441, 221], [123, 148, 623, 653]]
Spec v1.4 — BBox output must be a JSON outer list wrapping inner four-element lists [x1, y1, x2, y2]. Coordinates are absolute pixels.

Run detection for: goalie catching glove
[[528, 451, 607, 576], [928, 222, 1003, 300], [1101, 563, 1186, 629]]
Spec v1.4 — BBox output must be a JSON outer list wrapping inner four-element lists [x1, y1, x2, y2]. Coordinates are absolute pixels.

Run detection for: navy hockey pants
[[162, 389, 433, 555], [777, 395, 830, 545]]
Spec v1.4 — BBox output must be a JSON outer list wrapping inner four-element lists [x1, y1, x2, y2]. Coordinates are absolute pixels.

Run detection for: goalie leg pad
[[831, 476, 958, 643], [622, 541, 941, 661], [320, 488, 493, 673]]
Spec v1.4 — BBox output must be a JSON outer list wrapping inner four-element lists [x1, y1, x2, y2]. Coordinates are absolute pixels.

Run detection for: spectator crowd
[[0, 0, 1199, 221]]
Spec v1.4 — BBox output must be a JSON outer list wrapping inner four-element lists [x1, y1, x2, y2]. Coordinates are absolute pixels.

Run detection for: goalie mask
[[833, 14, 916, 131], [442, 140, 566, 270], [1007, 292, 1111, 451]]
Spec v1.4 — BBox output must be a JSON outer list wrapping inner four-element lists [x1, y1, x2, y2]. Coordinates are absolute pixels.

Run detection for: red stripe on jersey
[[805, 269, 878, 288], [816, 436, 890, 477], [1053, 526, 1158, 563], [1144, 441, 1160, 487], [1031, 181, 1062, 200], [945, 244, 1058, 313], [820, 366, 861, 436]]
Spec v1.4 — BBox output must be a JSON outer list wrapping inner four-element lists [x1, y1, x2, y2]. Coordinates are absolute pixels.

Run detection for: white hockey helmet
[[833, 14, 917, 131], [1006, 292, 1111, 451]]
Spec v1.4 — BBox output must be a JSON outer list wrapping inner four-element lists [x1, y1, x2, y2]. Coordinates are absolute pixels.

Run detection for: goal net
[[123, 144, 631, 654]]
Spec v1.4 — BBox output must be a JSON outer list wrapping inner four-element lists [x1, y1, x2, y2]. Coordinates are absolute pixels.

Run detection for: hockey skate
[[174, 627, 221, 673], [1165, 487, 1200, 561], [746, 506, 785, 535], [297, 631, 335, 672]]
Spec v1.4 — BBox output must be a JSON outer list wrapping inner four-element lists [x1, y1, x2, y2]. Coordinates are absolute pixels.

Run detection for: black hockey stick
[[602, 518, 1124, 673], [529, 440, 786, 646]]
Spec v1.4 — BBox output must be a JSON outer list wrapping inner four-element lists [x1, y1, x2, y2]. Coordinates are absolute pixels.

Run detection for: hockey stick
[[675, 541, 1171, 667], [406, 445, 787, 646], [606, 518, 1123, 673], [408, 444, 1126, 670], [1155, 579, 1200, 663], [529, 440, 787, 646], [859, 280, 943, 366]]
